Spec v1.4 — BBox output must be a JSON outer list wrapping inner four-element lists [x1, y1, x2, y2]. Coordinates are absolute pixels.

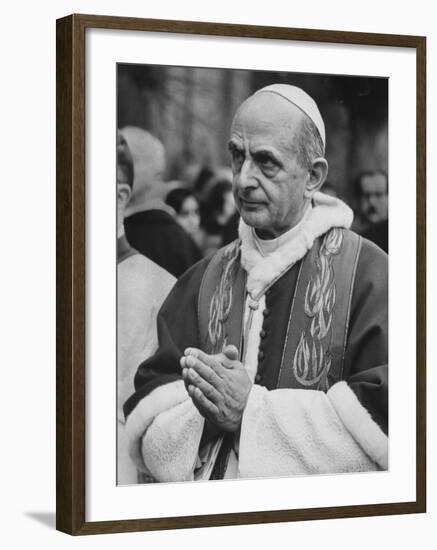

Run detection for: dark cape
[[124, 209, 202, 278]]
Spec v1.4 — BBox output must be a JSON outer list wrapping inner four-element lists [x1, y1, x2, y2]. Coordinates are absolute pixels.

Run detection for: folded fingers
[[187, 384, 220, 417], [184, 347, 221, 371], [184, 366, 222, 405], [184, 355, 223, 388]]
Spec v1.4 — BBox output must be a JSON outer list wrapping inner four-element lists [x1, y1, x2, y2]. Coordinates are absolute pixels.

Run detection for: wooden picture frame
[[56, 13, 426, 535]]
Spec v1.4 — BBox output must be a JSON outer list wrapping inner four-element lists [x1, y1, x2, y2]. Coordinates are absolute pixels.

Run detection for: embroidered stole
[[197, 228, 361, 478], [277, 228, 362, 390]]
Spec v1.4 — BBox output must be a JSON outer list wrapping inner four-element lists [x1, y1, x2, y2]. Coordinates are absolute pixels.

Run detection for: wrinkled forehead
[[230, 92, 304, 144]]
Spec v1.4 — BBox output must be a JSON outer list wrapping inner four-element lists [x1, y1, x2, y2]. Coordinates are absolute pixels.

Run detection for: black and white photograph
[[116, 64, 389, 485], [2, 0, 433, 544]]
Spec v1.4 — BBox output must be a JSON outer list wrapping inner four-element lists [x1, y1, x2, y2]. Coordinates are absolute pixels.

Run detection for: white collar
[[251, 205, 312, 256], [239, 192, 354, 299]]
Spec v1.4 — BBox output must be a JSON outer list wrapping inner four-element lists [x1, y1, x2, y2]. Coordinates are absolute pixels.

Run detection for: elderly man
[[124, 85, 388, 482]]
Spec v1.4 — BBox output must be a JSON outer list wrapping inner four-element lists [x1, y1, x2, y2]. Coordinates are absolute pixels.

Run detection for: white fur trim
[[143, 399, 204, 481], [239, 384, 380, 478], [125, 380, 199, 474], [239, 192, 353, 298], [328, 381, 388, 470]]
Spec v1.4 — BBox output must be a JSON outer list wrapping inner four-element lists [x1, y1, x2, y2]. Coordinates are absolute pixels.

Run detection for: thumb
[[223, 344, 239, 361]]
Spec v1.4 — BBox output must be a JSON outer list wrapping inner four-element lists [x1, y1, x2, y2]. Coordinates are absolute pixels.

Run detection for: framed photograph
[[56, 14, 426, 535]]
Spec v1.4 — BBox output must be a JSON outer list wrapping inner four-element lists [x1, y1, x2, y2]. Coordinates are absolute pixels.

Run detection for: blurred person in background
[[353, 170, 388, 252], [192, 165, 216, 203], [166, 187, 201, 242], [116, 131, 175, 484], [121, 126, 202, 277], [200, 179, 236, 256], [165, 187, 203, 259]]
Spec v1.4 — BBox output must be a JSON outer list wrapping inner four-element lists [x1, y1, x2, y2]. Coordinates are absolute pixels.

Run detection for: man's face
[[229, 94, 310, 239], [359, 173, 388, 224]]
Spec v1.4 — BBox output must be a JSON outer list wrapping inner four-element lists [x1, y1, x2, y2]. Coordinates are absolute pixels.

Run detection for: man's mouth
[[239, 198, 262, 206]]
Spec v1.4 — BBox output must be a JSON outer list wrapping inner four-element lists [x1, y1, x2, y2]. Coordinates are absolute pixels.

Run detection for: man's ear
[[117, 183, 132, 209], [304, 158, 329, 199]]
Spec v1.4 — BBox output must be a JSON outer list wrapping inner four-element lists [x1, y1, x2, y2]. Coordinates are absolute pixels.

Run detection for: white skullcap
[[254, 84, 326, 148]]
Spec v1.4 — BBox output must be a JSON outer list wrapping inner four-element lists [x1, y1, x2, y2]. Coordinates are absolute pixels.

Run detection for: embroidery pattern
[[292, 228, 343, 389], [207, 240, 240, 352]]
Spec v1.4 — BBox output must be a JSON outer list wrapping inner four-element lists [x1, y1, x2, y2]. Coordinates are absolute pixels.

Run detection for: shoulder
[[162, 240, 240, 303], [119, 254, 176, 296], [339, 229, 387, 267], [359, 233, 387, 263], [344, 230, 388, 302], [354, 231, 388, 280], [125, 210, 180, 235], [125, 209, 172, 225]]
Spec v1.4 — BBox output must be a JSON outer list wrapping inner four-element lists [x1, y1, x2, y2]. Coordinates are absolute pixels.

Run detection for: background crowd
[[118, 64, 388, 280]]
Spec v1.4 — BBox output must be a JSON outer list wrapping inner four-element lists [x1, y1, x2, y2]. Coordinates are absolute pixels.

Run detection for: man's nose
[[368, 194, 379, 207], [237, 159, 258, 190]]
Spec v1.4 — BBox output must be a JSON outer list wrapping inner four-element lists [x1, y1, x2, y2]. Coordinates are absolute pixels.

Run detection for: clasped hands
[[180, 344, 252, 433]]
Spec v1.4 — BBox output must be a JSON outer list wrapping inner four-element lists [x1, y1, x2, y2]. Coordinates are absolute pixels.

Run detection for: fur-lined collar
[[239, 192, 353, 299]]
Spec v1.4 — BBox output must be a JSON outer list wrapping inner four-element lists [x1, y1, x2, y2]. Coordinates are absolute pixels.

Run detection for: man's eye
[[230, 149, 244, 170], [255, 154, 278, 174], [257, 154, 274, 166]]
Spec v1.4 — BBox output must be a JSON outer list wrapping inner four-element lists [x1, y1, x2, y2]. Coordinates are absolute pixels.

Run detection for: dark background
[[117, 64, 388, 203]]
